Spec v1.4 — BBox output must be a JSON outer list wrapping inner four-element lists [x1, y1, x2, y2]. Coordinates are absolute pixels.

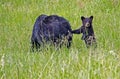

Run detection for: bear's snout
[[85, 22, 90, 27]]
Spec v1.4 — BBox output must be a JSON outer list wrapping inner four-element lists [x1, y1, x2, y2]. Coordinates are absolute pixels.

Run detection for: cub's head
[[81, 16, 93, 28]]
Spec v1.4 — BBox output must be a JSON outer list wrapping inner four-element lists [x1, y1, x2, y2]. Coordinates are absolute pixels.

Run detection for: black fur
[[31, 14, 72, 51]]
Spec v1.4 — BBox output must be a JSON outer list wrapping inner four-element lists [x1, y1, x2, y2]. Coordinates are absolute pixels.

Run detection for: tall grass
[[0, 0, 120, 79]]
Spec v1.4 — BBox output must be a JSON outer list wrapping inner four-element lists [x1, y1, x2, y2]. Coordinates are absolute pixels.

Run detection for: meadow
[[0, 0, 120, 79]]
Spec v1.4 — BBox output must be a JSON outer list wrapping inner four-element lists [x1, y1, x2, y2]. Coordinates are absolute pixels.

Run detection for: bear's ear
[[81, 16, 85, 20], [90, 16, 93, 20]]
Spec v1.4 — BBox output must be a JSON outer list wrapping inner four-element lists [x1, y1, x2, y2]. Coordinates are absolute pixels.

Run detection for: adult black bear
[[72, 16, 97, 48], [31, 14, 72, 51]]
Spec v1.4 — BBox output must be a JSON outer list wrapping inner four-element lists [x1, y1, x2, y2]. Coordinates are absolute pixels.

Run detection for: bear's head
[[81, 16, 93, 28]]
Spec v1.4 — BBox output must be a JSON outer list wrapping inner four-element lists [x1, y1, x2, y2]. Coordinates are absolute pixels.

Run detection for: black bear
[[31, 14, 72, 51], [72, 16, 97, 48]]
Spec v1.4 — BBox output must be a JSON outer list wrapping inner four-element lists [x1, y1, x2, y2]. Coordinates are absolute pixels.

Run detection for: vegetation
[[0, 0, 120, 79]]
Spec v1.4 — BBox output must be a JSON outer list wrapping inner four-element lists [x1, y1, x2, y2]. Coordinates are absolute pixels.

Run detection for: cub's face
[[81, 16, 93, 28]]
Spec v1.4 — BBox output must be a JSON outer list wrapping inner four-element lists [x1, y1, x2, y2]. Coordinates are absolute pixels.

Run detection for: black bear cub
[[72, 16, 97, 48], [31, 14, 72, 51]]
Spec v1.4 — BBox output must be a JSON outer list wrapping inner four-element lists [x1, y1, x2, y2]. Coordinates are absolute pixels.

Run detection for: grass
[[0, 0, 120, 79]]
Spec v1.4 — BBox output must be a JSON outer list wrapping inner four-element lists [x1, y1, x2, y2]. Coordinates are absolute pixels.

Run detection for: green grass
[[0, 0, 120, 79]]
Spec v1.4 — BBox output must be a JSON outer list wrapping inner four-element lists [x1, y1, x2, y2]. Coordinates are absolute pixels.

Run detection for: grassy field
[[0, 0, 120, 79]]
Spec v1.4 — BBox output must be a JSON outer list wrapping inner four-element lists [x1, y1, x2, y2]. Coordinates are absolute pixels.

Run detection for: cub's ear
[[90, 16, 93, 20], [81, 16, 85, 20]]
